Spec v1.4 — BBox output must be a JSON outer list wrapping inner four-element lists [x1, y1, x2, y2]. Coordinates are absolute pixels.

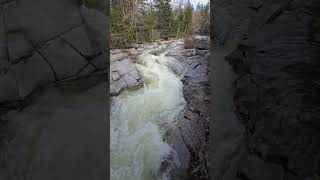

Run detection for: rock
[[7, 32, 34, 63], [130, 43, 139, 48], [39, 38, 88, 80], [0, 78, 107, 180], [12, 52, 55, 98], [167, 42, 210, 179], [110, 58, 142, 94], [0, 72, 19, 102], [17, 0, 83, 45], [212, 0, 320, 179], [239, 155, 284, 180], [62, 64, 96, 81], [170, 129, 191, 180], [3, 1, 20, 32], [80, 5, 108, 51], [125, 48, 139, 56], [0, 10, 8, 73], [110, 52, 128, 63], [111, 49, 122, 55], [61, 25, 100, 58], [91, 52, 106, 70], [185, 35, 210, 50], [110, 78, 127, 95]]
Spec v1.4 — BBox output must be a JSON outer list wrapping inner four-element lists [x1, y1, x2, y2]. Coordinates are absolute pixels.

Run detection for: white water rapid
[[111, 43, 187, 180]]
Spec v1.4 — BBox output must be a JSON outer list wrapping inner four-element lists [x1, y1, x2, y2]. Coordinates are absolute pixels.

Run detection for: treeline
[[111, 0, 209, 48]]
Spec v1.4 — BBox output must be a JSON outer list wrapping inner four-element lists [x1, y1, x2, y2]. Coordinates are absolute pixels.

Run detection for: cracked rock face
[[110, 56, 143, 95], [168, 42, 210, 180], [0, 1, 107, 103], [212, 0, 320, 179]]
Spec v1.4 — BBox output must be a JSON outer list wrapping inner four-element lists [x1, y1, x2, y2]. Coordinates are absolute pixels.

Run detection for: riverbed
[[110, 40, 210, 180]]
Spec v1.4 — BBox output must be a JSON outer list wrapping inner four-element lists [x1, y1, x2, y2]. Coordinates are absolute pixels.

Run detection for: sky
[[170, 0, 209, 9], [189, 0, 209, 7]]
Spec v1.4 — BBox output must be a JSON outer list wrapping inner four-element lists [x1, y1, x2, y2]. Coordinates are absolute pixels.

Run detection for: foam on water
[[111, 44, 186, 180]]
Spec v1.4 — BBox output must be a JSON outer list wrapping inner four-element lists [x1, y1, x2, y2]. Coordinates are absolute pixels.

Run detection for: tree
[[184, 0, 193, 35], [154, 0, 173, 40], [192, 2, 209, 35]]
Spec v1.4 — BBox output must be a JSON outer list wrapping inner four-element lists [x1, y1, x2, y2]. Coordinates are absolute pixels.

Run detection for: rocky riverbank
[[110, 37, 210, 179], [168, 44, 210, 180]]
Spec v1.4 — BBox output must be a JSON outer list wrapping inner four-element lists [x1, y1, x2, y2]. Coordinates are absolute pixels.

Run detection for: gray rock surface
[[80, 5, 108, 51], [3, 1, 19, 32], [0, 72, 19, 102], [17, 0, 83, 46], [60, 25, 100, 58], [12, 52, 55, 98], [0, 77, 107, 180], [110, 58, 142, 95], [185, 35, 210, 50], [110, 52, 128, 63], [168, 43, 210, 180], [0, 2, 108, 178], [0, 0, 107, 103], [211, 0, 320, 179], [39, 38, 88, 80], [7, 32, 33, 63]]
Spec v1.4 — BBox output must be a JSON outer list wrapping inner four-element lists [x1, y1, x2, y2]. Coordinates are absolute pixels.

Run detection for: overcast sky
[[189, 0, 209, 7], [170, 0, 209, 9]]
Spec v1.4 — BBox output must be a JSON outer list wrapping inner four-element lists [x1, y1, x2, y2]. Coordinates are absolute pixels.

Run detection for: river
[[110, 42, 188, 180]]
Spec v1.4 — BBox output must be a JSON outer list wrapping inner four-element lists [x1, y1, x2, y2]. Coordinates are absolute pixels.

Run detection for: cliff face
[[211, 0, 320, 179]]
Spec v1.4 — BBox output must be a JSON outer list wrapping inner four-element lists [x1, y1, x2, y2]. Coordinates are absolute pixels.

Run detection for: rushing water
[[110, 43, 187, 180]]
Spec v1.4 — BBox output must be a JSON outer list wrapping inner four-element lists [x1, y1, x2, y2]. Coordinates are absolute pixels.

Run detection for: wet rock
[[170, 129, 191, 179], [167, 42, 210, 179]]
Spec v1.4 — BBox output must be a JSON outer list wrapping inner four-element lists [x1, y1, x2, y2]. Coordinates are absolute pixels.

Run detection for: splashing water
[[111, 43, 187, 180]]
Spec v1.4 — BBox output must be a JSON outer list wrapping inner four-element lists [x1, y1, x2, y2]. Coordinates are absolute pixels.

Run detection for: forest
[[111, 0, 209, 47]]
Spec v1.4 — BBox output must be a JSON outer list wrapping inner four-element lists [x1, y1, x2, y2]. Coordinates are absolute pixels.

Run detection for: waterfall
[[110, 43, 186, 180]]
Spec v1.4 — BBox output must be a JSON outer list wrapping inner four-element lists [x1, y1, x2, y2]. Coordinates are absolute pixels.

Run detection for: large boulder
[[184, 35, 210, 50], [110, 58, 142, 95]]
